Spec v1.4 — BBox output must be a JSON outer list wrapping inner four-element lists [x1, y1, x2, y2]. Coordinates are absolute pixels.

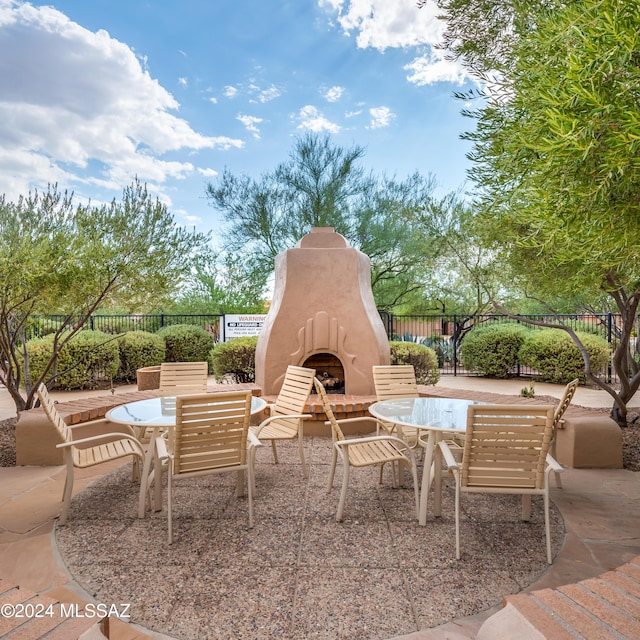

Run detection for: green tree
[[206, 133, 438, 311], [0, 180, 209, 412], [439, 0, 640, 425], [171, 248, 267, 314]]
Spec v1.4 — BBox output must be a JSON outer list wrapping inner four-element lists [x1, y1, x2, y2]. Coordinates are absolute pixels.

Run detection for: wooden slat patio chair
[[438, 404, 562, 564], [251, 365, 315, 478], [372, 365, 421, 449], [155, 391, 259, 543], [550, 378, 579, 488], [159, 361, 208, 395], [314, 377, 420, 522], [36, 383, 144, 525]]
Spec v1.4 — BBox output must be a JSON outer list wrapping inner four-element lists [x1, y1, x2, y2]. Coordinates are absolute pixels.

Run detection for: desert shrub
[[27, 330, 120, 390], [117, 331, 166, 382], [519, 329, 610, 383], [210, 337, 258, 383], [460, 323, 530, 378], [420, 335, 453, 367], [389, 341, 440, 385], [156, 324, 215, 365]]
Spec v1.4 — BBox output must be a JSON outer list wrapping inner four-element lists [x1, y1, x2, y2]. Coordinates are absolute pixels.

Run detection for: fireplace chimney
[[255, 227, 390, 395]]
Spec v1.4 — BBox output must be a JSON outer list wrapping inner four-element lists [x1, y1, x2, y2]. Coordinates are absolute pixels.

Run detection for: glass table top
[[369, 397, 485, 432], [106, 395, 267, 426]]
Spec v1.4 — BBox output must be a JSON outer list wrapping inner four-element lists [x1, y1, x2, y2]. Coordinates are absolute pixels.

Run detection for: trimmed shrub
[[27, 330, 120, 390], [519, 329, 610, 383], [210, 337, 258, 384], [460, 323, 530, 378], [389, 341, 440, 385], [117, 330, 166, 382], [157, 324, 215, 365]]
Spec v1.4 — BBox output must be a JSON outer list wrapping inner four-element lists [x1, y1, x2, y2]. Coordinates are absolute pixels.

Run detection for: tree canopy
[[205, 133, 443, 312], [437, 0, 640, 424], [0, 180, 209, 411]]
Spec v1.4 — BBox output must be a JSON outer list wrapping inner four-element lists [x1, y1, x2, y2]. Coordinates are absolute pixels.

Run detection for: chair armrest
[[546, 453, 564, 473], [155, 435, 169, 461], [438, 440, 459, 470], [247, 431, 262, 448], [56, 432, 142, 449], [252, 413, 312, 435]]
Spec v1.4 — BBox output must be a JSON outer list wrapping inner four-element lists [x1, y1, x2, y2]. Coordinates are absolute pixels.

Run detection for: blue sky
[[0, 0, 476, 238]]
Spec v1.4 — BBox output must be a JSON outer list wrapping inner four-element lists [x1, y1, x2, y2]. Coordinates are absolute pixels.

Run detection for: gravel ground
[[2, 409, 640, 471]]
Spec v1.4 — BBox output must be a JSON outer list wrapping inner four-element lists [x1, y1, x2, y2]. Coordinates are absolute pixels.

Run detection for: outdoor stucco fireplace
[[255, 227, 390, 396]]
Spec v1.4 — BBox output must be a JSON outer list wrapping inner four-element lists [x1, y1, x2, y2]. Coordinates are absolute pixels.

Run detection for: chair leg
[[327, 447, 338, 492], [298, 429, 308, 479], [59, 452, 75, 526], [336, 461, 350, 522], [454, 482, 461, 560], [521, 494, 532, 521], [247, 464, 255, 528], [270, 440, 279, 464], [167, 473, 173, 545], [544, 490, 552, 564]]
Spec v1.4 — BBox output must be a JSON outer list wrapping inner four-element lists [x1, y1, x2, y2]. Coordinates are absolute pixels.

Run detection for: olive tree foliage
[[0, 180, 209, 412], [434, 0, 640, 426], [205, 133, 439, 311]]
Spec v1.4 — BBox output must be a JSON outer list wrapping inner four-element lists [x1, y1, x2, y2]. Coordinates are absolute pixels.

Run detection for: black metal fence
[[33, 311, 634, 382], [380, 311, 634, 382]]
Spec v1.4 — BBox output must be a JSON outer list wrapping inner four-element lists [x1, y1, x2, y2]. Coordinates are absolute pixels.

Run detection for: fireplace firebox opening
[[304, 353, 345, 394]]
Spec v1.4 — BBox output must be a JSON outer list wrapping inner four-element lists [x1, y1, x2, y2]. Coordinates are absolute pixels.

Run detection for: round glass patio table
[[368, 397, 485, 526], [107, 394, 267, 518]]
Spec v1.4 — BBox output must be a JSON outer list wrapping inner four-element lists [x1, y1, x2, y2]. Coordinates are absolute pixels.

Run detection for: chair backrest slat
[[553, 378, 579, 429], [271, 365, 315, 427], [372, 365, 419, 400], [159, 361, 208, 394], [462, 404, 555, 490], [314, 378, 344, 442], [36, 383, 72, 443], [172, 391, 252, 475]]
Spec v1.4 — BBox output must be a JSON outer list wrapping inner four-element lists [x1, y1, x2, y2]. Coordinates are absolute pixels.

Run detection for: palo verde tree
[[0, 180, 209, 412], [205, 132, 439, 311], [435, 0, 640, 426]]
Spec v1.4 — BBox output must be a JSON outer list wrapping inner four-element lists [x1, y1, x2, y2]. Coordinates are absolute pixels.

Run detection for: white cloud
[[294, 106, 341, 133], [404, 50, 468, 86], [224, 85, 238, 98], [319, 0, 470, 85], [368, 106, 395, 129], [178, 77, 188, 87], [0, 1, 242, 200], [237, 114, 263, 139], [324, 86, 344, 102], [345, 109, 362, 118], [197, 167, 218, 178], [319, 0, 443, 50], [257, 85, 281, 103]]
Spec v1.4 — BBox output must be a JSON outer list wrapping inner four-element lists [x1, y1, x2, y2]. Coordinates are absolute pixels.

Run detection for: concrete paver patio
[[1, 378, 639, 639]]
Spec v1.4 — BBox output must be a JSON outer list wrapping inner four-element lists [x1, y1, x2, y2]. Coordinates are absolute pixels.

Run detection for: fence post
[[453, 314, 458, 376]]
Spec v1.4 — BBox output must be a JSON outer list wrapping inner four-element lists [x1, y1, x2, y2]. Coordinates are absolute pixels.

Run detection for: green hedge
[[27, 330, 120, 390], [519, 329, 610, 383], [117, 331, 166, 382], [389, 341, 440, 385], [210, 336, 258, 383], [157, 324, 215, 366], [460, 323, 530, 378]]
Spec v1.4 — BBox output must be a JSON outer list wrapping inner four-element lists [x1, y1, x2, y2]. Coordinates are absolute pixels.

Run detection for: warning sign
[[223, 314, 267, 341]]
